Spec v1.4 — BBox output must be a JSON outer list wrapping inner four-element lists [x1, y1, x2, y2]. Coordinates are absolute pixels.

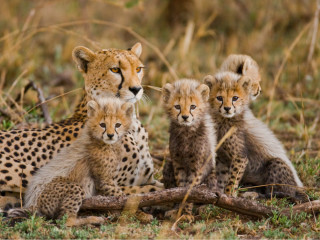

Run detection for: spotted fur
[[204, 73, 306, 201], [162, 79, 217, 221], [10, 98, 135, 226], [0, 43, 162, 210]]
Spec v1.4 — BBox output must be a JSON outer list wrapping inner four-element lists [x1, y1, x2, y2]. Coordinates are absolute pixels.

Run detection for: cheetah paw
[[135, 210, 153, 223], [164, 209, 178, 220], [225, 186, 238, 197], [179, 214, 194, 223], [239, 191, 259, 200], [66, 216, 105, 227]]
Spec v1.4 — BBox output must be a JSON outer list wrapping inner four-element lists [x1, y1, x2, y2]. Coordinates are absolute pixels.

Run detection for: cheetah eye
[[115, 123, 122, 128], [174, 105, 181, 110], [232, 96, 239, 101], [216, 96, 223, 102], [99, 123, 106, 128], [190, 105, 196, 110], [110, 67, 120, 73], [136, 67, 142, 73]]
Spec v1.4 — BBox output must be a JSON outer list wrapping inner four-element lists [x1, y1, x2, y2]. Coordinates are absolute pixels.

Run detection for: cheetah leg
[[65, 216, 105, 227], [162, 159, 176, 189], [225, 157, 248, 197], [216, 160, 230, 193], [205, 165, 217, 190], [98, 181, 124, 197], [144, 175, 164, 188], [0, 196, 21, 209], [264, 158, 307, 202], [58, 184, 104, 227], [120, 185, 162, 195], [37, 179, 104, 226]]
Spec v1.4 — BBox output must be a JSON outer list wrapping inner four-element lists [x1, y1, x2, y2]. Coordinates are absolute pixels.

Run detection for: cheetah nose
[[129, 86, 142, 95], [107, 134, 114, 139], [182, 115, 189, 121], [224, 107, 231, 112]]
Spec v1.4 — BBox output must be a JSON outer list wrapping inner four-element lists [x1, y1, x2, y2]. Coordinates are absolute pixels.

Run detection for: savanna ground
[[0, 0, 320, 238]]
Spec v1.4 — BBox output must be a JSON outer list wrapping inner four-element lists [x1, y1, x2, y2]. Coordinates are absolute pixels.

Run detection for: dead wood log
[[82, 185, 218, 211], [82, 186, 271, 219], [281, 200, 320, 216], [216, 194, 273, 218], [81, 186, 320, 219]]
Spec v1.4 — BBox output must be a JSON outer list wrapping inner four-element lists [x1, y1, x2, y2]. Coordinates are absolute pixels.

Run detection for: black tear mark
[[116, 67, 124, 98], [189, 109, 194, 117]]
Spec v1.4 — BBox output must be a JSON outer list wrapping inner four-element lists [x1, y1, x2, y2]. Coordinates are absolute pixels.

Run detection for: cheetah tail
[[7, 206, 38, 218]]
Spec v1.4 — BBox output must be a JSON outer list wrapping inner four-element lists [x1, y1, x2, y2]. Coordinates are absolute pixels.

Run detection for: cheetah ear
[[203, 75, 216, 90], [162, 83, 173, 103], [72, 46, 96, 73], [196, 84, 210, 102], [241, 59, 251, 75], [121, 102, 134, 118], [87, 100, 99, 117], [238, 76, 252, 92], [130, 42, 142, 58]]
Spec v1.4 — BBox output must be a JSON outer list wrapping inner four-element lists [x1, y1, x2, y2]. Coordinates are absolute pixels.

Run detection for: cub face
[[73, 43, 144, 103], [86, 98, 133, 144], [162, 79, 210, 126], [204, 72, 252, 118]]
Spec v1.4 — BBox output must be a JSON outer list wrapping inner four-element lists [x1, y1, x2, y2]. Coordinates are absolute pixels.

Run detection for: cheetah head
[[86, 98, 134, 144], [73, 43, 144, 103], [204, 72, 252, 118], [162, 79, 210, 126]]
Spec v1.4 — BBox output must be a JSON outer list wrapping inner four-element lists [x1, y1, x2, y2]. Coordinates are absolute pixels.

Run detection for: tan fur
[[10, 98, 131, 226], [72, 43, 144, 102], [219, 54, 261, 100], [0, 43, 162, 210], [204, 73, 305, 201], [162, 79, 217, 221]]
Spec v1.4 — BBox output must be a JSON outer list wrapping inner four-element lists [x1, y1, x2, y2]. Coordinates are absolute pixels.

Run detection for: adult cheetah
[[0, 43, 162, 209]]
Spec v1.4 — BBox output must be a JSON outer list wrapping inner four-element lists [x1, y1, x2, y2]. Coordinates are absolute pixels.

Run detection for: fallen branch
[[82, 186, 271, 219], [281, 200, 320, 217], [216, 194, 272, 218], [82, 185, 218, 211], [81, 186, 320, 219]]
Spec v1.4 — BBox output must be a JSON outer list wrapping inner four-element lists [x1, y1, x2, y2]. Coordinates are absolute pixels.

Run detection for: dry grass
[[0, 0, 319, 238]]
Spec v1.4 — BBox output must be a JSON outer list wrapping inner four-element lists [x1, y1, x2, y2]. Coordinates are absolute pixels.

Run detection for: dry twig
[[266, 22, 311, 123], [307, 0, 320, 65], [81, 185, 320, 219], [28, 81, 52, 125]]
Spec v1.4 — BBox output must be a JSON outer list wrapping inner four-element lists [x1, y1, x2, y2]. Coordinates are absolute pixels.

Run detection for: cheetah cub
[[219, 54, 261, 100], [204, 73, 306, 201], [9, 98, 134, 226], [162, 79, 217, 221]]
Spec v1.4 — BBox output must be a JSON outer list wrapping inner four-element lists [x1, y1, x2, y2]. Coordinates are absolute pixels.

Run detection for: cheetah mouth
[[222, 112, 235, 118], [178, 120, 194, 126], [126, 97, 139, 103], [121, 90, 143, 103], [103, 139, 118, 144]]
